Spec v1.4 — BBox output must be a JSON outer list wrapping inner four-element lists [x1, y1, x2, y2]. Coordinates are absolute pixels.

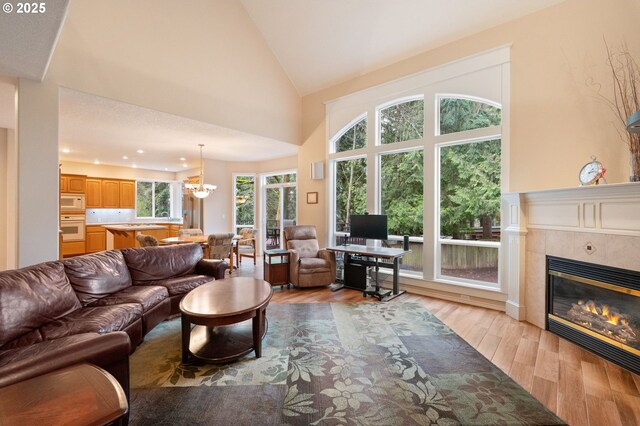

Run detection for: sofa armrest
[[318, 249, 336, 279], [0, 332, 130, 394], [196, 259, 228, 279]]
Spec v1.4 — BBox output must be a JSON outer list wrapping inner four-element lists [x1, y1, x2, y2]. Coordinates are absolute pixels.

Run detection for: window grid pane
[[235, 176, 255, 227], [439, 98, 501, 135], [136, 182, 153, 217], [154, 182, 171, 218], [335, 158, 367, 232], [380, 99, 424, 145], [335, 118, 367, 153], [380, 150, 424, 274]]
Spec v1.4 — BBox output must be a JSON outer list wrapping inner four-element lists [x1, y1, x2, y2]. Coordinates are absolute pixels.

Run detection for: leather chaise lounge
[[0, 243, 227, 413]]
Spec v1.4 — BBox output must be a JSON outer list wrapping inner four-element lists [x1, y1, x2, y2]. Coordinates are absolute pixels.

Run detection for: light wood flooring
[[231, 259, 640, 426]]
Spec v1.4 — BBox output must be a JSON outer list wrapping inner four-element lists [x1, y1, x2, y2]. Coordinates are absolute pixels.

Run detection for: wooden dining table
[[161, 235, 240, 272]]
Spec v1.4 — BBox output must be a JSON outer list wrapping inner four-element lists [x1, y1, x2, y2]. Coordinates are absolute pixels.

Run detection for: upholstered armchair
[[283, 225, 335, 288], [237, 228, 258, 265]]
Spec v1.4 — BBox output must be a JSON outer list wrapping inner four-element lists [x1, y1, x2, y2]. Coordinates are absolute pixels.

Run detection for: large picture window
[[136, 181, 171, 218], [327, 48, 508, 291]]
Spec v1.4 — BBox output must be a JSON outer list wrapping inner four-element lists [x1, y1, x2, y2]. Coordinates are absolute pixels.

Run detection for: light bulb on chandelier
[[184, 144, 217, 198]]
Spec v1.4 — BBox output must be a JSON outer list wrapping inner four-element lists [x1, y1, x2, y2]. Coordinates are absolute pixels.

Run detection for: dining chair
[[178, 228, 203, 237], [237, 228, 259, 265], [206, 233, 235, 273], [136, 233, 159, 247]]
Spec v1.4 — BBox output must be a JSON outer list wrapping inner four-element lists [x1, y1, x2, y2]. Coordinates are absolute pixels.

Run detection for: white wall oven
[[60, 214, 86, 242], [60, 194, 85, 211]]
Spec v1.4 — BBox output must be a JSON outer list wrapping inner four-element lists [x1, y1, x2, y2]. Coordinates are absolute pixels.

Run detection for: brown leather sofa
[[0, 243, 226, 411]]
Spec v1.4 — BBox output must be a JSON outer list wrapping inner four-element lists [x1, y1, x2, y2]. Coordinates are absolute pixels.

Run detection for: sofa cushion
[[63, 250, 132, 306], [140, 275, 213, 296], [299, 257, 332, 273], [39, 304, 143, 340], [0, 262, 81, 348], [88, 285, 168, 312], [123, 244, 203, 282]]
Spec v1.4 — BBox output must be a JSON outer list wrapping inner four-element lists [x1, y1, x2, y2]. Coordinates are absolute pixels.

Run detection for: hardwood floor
[[231, 260, 640, 426]]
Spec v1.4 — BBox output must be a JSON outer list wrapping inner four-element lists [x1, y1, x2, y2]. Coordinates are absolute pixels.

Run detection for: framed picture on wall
[[306, 192, 318, 204]]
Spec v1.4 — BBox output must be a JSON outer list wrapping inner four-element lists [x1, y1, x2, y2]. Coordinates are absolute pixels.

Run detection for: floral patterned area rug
[[129, 302, 565, 425]]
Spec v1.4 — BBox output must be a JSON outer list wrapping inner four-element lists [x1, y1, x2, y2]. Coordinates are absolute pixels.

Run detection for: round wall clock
[[579, 156, 606, 186]]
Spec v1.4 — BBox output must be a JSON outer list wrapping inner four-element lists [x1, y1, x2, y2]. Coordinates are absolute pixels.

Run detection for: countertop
[[103, 224, 169, 231]]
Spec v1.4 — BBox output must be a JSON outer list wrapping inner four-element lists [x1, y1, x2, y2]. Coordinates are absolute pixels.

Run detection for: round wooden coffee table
[[179, 277, 272, 363]]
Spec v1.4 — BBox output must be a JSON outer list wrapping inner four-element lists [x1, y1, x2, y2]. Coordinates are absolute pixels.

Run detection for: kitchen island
[[103, 224, 169, 250]]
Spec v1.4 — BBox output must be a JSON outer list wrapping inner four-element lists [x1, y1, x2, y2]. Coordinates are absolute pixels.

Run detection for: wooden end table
[[0, 363, 128, 426], [264, 249, 290, 287], [179, 277, 272, 363]]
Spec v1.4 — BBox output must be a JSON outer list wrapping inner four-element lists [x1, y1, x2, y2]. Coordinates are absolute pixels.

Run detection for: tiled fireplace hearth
[[501, 183, 640, 331]]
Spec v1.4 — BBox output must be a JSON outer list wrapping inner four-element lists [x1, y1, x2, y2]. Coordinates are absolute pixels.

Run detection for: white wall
[[17, 77, 59, 267], [0, 128, 7, 270]]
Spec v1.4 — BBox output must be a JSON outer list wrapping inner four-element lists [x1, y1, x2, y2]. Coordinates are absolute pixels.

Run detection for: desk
[[326, 244, 409, 301]]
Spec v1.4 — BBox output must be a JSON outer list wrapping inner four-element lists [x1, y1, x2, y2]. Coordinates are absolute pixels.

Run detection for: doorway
[[262, 172, 297, 250]]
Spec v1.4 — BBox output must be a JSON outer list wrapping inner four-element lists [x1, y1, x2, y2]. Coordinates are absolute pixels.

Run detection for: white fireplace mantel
[[501, 182, 640, 325]]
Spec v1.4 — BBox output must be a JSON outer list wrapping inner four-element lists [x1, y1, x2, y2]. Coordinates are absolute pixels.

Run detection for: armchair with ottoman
[[283, 225, 336, 288], [0, 243, 227, 411]]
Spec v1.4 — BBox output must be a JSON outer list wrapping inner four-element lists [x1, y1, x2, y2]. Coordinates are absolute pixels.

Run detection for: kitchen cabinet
[[168, 224, 183, 237], [62, 241, 85, 257], [87, 178, 136, 208], [86, 179, 102, 208], [142, 228, 169, 242], [85, 226, 106, 253], [119, 181, 135, 209], [60, 174, 86, 194], [102, 180, 120, 208]]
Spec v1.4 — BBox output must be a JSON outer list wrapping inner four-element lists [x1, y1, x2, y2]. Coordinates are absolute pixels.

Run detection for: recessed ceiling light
[[164, 168, 169, 171], [182, 163, 188, 168], [132, 164, 137, 168], [179, 157, 186, 161], [122, 156, 128, 160], [61, 148, 70, 153], [137, 149, 144, 154], [93, 160, 100, 165]]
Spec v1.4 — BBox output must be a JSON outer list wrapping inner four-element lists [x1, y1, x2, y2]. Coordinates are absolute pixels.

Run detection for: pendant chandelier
[[184, 144, 217, 199]]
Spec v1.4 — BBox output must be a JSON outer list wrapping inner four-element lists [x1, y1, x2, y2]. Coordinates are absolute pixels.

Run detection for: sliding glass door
[[262, 172, 296, 250]]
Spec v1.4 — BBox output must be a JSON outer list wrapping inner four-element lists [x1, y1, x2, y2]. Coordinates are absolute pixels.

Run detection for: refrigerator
[[182, 193, 203, 230]]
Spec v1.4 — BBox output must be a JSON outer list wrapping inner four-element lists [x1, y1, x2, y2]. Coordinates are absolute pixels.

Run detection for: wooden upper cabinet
[[60, 175, 68, 193], [101, 180, 120, 208], [86, 179, 102, 208], [60, 174, 86, 194], [119, 181, 135, 209]]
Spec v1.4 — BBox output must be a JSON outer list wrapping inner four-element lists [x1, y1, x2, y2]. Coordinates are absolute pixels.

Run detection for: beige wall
[[298, 0, 640, 244], [49, 0, 301, 146], [61, 161, 176, 181], [0, 128, 7, 270]]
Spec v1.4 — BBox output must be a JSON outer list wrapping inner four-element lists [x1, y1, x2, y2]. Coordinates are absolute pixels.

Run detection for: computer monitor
[[349, 214, 388, 241]]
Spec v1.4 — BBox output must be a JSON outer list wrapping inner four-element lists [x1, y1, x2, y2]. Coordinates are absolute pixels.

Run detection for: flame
[[577, 300, 622, 325]]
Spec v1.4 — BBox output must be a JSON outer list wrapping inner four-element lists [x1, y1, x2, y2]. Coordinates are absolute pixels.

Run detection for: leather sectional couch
[[0, 243, 227, 408]]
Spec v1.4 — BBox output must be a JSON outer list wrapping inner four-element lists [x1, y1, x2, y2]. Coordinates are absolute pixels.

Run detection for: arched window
[[438, 96, 501, 135], [379, 97, 424, 144], [334, 116, 367, 153]]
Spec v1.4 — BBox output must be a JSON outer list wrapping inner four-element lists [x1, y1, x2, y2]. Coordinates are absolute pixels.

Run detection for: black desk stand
[[327, 245, 409, 302]]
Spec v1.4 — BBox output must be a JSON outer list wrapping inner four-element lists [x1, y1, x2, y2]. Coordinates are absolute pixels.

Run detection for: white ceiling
[[58, 89, 298, 171], [0, 0, 69, 80], [240, 0, 566, 95]]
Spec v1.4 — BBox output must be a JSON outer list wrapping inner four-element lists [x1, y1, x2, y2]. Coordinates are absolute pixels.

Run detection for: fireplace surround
[[546, 256, 640, 374]]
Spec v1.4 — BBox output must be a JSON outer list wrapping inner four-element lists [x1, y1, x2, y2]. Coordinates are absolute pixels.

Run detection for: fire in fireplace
[[546, 256, 640, 374]]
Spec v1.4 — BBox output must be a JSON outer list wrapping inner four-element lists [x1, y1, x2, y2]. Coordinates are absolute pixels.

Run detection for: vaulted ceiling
[[0, 0, 566, 168]]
